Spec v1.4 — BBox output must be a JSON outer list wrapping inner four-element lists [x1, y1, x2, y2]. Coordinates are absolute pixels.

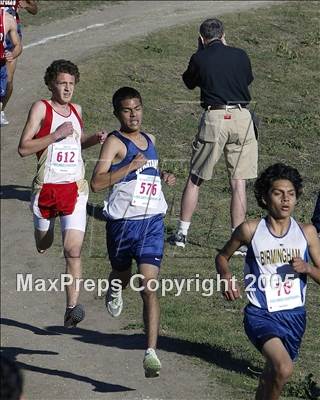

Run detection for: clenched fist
[[54, 122, 74, 141]]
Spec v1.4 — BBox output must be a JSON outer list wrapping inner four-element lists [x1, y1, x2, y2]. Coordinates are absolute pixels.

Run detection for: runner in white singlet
[[18, 60, 107, 327], [215, 163, 320, 400]]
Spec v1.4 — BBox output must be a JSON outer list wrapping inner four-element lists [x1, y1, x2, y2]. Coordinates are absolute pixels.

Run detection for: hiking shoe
[[234, 245, 247, 257], [0, 111, 9, 126], [106, 287, 123, 318], [64, 304, 85, 328], [143, 348, 161, 378], [169, 232, 186, 248]]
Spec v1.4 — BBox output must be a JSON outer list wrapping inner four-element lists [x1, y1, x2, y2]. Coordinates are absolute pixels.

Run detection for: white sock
[[177, 221, 191, 236]]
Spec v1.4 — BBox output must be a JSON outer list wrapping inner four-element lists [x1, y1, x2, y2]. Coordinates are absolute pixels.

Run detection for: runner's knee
[[140, 279, 158, 298], [273, 360, 293, 383], [64, 246, 82, 259]]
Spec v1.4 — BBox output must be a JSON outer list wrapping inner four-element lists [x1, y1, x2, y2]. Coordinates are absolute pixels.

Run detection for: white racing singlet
[[33, 100, 85, 187], [103, 131, 168, 220], [244, 217, 308, 312]]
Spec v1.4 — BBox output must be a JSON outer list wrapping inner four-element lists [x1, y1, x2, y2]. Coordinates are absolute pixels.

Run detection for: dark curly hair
[[44, 60, 80, 87], [112, 87, 142, 113], [254, 163, 303, 210]]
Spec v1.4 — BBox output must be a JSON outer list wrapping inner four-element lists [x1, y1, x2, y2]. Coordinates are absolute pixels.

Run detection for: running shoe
[[106, 287, 123, 317], [169, 232, 187, 248], [64, 304, 85, 328], [143, 348, 161, 378], [0, 111, 9, 126]]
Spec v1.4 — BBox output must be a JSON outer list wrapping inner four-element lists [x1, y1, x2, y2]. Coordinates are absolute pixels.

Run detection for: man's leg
[[62, 228, 86, 328], [2, 58, 17, 112], [171, 174, 203, 247], [33, 213, 55, 253], [0, 64, 8, 125], [139, 263, 161, 377], [230, 178, 246, 229], [105, 267, 131, 318], [180, 174, 203, 223], [139, 264, 160, 349], [62, 229, 85, 308], [255, 338, 294, 400]]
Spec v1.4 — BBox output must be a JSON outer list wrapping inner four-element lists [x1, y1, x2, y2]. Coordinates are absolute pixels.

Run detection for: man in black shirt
[[170, 18, 258, 253]]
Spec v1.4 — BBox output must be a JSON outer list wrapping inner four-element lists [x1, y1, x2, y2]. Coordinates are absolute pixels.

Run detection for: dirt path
[[1, 2, 278, 399]]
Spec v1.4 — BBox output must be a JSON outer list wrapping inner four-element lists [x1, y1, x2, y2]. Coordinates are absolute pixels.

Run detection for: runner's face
[[267, 179, 297, 219], [50, 73, 75, 104], [117, 98, 143, 133]]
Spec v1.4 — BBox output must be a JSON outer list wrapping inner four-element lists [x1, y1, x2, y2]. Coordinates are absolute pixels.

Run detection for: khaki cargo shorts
[[190, 108, 258, 180]]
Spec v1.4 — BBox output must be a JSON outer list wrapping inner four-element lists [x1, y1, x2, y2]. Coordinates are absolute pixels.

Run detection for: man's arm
[[182, 54, 200, 90], [18, 101, 73, 157], [90, 136, 147, 192], [215, 220, 257, 300], [5, 13, 22, 61], [19, 0, 38, 15], [292, 224, 320, 284]]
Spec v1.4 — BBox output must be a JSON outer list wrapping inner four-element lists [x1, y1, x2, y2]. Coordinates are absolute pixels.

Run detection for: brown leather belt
[[206, 104, 247, 110]]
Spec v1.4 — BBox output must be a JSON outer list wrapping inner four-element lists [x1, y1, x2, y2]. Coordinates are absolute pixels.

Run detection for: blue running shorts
[[243, 304, 306, 361], [0, 63, 7, 100], [106, 214, 164, 271]]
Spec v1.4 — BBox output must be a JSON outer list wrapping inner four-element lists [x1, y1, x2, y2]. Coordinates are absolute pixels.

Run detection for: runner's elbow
[[90, 178, 101, 193], [18, 145, 28, 157]]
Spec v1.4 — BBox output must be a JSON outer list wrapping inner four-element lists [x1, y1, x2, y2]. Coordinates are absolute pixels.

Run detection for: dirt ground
[[1, 2, 278, 399]]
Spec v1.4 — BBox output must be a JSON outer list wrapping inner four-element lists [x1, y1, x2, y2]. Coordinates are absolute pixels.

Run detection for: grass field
[[20, 0, 116, 27], [39, 1, 319, 399]]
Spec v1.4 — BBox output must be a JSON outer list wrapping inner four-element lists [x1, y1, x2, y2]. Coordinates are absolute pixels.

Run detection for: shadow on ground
[[0, 185, 31, 202], [1, 317, 257, 377], [1, 344, 135, 394]]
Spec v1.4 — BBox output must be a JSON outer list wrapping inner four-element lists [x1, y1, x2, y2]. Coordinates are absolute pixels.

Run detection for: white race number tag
[[51, 142, 79, 174], [265, 274, 303, 312], [132, 174, 161, 208]]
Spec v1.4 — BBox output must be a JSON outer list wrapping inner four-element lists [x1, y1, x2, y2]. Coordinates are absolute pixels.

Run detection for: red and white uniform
[[31, 100, 88, 231], [1, 0, 20, 23], [34, 100, 85, 184]]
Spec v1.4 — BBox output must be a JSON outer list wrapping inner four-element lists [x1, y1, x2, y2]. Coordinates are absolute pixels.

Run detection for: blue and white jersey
[[103, 131, 168, 220], [244, 217, 308, 312]]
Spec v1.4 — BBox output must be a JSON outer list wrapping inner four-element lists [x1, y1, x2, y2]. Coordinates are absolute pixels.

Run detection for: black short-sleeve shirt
[[182, 40, 254, 107]]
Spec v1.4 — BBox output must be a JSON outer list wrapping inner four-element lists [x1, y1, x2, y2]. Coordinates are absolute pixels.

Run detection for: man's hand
[[54, 122, 74, 141], [129, 153, 147, 172], [19, 0, 28, 8], [4, 50, 14, 62], [96, 130, 108, 144], [221, 273, 241, 301], [291, 257, 311, 274], [19, 0, 38, 14], [161, 172, 176, 186], [221, 35, 227, 45], [198, 35, 204, 50]]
